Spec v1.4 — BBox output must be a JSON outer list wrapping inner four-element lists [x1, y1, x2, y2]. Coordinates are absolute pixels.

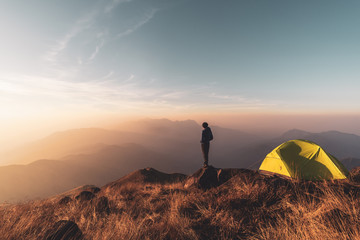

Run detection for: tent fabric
[[259, 139, 349, 180]]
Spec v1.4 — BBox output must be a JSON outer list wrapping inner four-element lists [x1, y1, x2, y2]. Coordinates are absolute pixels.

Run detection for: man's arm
[[201, 130, 206, 143]]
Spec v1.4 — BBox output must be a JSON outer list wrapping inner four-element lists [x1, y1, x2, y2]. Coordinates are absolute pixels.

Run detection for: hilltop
[[1, 119, 360, 203], [1, 166, 360, 239]]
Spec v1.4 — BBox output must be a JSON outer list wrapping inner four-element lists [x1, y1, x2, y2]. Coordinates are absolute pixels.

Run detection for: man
[[200, 122, 213, 167]]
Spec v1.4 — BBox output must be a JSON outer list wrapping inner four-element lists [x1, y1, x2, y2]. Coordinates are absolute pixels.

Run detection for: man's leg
[[201, 142, 210, 167]]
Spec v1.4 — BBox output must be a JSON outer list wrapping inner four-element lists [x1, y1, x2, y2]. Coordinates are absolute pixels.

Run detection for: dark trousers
[[201, 142, 210, 164]]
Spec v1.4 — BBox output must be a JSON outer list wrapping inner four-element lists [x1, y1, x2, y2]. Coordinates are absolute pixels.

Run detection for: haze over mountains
[[1, 118, 360, 203]]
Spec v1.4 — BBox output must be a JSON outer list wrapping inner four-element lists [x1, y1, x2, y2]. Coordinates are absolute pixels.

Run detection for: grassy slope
[[1, 168, 360, 240]]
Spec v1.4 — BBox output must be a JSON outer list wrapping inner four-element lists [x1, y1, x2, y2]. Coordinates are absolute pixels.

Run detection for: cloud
[[101, 71, 115, 80], [43, 1, 157, 71], [10, 2, 265, 115], [43, 11, 98, 64], [89, 38, 105, 61], [88, 7, 157, 62], [104, 0, 132, 13], [0, 73, 270, 115], [116, 9, 158, 39]]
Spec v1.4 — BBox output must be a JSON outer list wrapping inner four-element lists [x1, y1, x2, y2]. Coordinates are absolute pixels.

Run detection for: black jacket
[[201, 127, 213, 143]]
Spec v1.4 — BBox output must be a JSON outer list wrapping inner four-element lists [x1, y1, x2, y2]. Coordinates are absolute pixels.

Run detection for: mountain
[[0, 144, 172, 203], [1, 167, 360, 239], [116, 118, 201, 140], [0, 128, 152, 164], [244, 129, 360, 170], [280, 129, 312, 139], [0, 119, 265, 202], [1, 119, 260, 166], [117, 118, 259, 143], [116, 118, 261, 166], [280, 129, 360, 159], [2, 119, 360, 202], [341, 158, 360, 170]]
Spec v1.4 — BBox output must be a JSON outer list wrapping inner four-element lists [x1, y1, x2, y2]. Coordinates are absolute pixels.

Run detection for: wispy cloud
[[89, 38, 105, 61], [0, 73, 270, 114], [104, 0, 132, 13], [101, 71, 115, 80], [116, 9, 158, 39], [43, 11, 98, 64], [42, 0, 157, 80], [88, 7, 157, 62], [8, 2, 267, 115]]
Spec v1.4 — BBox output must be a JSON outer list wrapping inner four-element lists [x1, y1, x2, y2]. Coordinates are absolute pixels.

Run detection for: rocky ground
[[1, 166, 360, 239]]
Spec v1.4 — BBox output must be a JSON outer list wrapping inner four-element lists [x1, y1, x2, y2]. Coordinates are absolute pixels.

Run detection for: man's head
[[202, 122, 208, 128]]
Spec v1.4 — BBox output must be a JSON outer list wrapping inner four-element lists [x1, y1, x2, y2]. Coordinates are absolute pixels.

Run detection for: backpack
[[208, 128, 213, 141]]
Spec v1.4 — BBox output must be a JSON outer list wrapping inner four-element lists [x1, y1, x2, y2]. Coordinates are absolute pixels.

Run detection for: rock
[[58, 196, 72, 205], [88, 186, 101, 194], [44, 220, 82, 240], [184, 166, 220, 190], [185, 167, 270, 190], [95, 196, 110, 214], [198, 166, 219, 189], [75, 191, 95, 201]]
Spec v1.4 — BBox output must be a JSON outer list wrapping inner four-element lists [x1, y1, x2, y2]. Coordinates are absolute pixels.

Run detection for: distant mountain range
[[0, 144, 168, 202], [244, 128, 360, 169], [341, 158, 360, 171], [0, 119, 360, 202], [279, 129, 360, 159]]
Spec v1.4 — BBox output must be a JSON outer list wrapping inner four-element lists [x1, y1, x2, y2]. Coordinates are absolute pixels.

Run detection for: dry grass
[[1, 170, 360, 239]]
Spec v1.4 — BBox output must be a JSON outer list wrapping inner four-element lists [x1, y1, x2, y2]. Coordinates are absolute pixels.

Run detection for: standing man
[[201, 122, 213, 167]]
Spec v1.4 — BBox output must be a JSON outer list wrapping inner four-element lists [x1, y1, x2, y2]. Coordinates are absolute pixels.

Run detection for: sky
[[1, 0, 360, 149]]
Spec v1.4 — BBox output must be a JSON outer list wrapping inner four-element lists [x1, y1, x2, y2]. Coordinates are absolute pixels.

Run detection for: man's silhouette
[[201, 122, 213, 167]]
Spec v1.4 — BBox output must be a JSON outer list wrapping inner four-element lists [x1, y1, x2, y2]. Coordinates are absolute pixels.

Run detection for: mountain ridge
[[1, 119, 360, 203], [2, 166, 360, 239]]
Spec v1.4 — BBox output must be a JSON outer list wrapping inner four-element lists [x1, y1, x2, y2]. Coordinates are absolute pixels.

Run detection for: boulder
[[58, 196, 72, 205], [184, 167, 259, 190], [184, 166, 220, 190], [75, 191, 95, 201], [87, 186, 101, 194]]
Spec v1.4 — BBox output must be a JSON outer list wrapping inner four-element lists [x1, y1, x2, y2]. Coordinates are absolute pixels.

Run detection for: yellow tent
[[259, 139, 349, 180]]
